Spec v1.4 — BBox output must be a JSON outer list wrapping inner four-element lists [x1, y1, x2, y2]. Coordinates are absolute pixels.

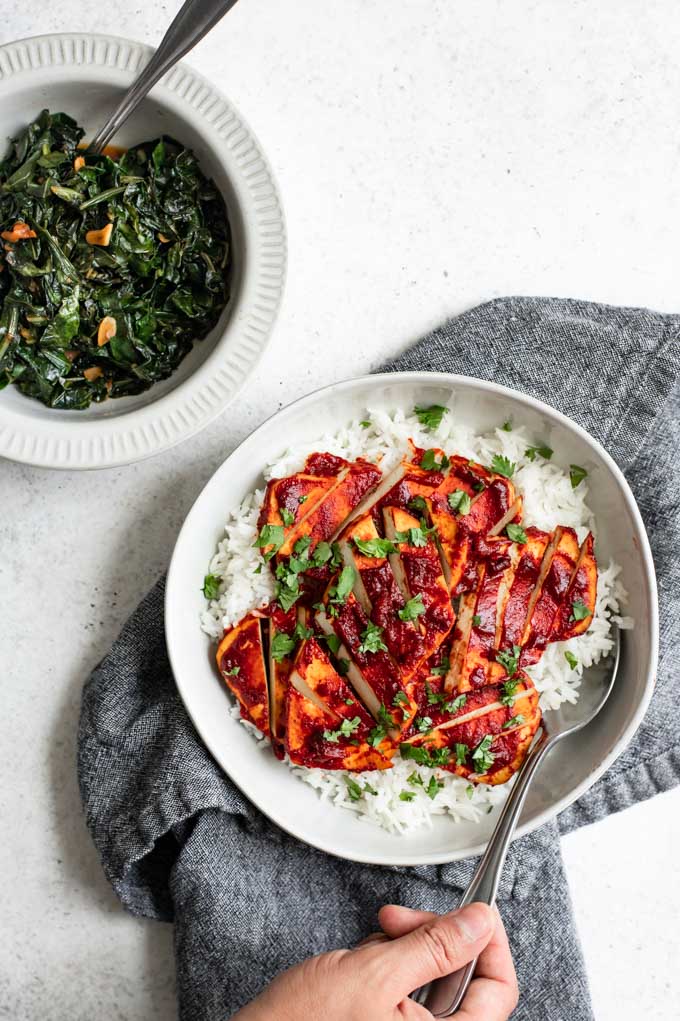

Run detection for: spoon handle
[[413, 726, 554, 1017], [89, 0, 242, 153]]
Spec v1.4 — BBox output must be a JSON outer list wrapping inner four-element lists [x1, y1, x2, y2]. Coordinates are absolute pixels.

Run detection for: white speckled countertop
[[1, 1, 678, 1017]]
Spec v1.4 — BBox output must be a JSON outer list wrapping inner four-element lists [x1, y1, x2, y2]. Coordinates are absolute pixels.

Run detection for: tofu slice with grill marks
[[216, 614, 270, 736], [267, 604, 305, 758], [551, 532, 597, 641], [337, 513, 427, 680], [520, 527, 580, 664], [382, 506, 455, 659], [286, 637, 393, 770], [497, 527, 553, 651]]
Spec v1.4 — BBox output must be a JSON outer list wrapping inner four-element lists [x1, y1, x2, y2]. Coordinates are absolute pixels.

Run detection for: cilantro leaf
[[571, 600, 591, 621], [430, 656, 450, 677], [503, 714, 525, 730], [443, 694, 467, 714], [293, 621, 314, 641], [358, 621, 388, 654], [328, 565, 355, 609], [501, 420, 512, 432], [345, 777, 363, 800], [496, 644, 521, 678], [414, 404, 448, 431], [569, 464, 588, 488], [447, 489, 471, 515], [564, 650, 578, 669], [398, 593, 426, 622], [354, 537, 397, 558], [455, 742, 469, 765], [202, 573, 221, 600], [506, 523, 528, 544], [360, 419, 371, 428], [324, 633, 341, 656], [524, 444, 553, 462], [399, 790, 416, 802], [399, 743, 451, 767], [500, 677, 519, 706], [254, 524, 285, 555], [414, 716, 433, 733], [336, 658, 350, 676], [224, 665, 240, 677], [407, 771, 424, 787], [363, 782, 378, 796], [280, 508, 295, 527], [270, 632, 296, 662], [408, 496, 428, 515], [490, 454, 516, 478], [465, 784, 475, 799], [426, 775, 444, 800], [471, 734, 495, 773], [311, 541, 333, 566], [472, 614, 482, 627], [393, 691, 410, 708]]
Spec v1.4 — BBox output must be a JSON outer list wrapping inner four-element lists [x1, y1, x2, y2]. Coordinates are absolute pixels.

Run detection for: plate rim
[[165, 370, 659, 865], [0, 31, 286, 469]]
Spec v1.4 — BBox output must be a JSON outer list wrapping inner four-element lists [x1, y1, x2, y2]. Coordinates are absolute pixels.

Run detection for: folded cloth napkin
[[78, 296, 680, 1021]]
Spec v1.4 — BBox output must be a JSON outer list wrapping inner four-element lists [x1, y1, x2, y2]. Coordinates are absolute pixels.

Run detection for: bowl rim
[[0, 31, 286, 470], [165, 369, 659, 865]]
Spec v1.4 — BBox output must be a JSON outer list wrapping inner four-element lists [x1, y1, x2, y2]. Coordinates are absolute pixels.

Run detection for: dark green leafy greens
[[0, 110, 230, 409]]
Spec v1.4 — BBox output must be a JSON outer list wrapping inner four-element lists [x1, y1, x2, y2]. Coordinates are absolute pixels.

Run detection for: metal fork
[[88, 0, 241, 155], [412, 628, 622, 1016]]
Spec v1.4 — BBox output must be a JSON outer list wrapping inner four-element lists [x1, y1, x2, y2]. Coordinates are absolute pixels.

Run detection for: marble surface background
[[1, 1, 678, 1018]]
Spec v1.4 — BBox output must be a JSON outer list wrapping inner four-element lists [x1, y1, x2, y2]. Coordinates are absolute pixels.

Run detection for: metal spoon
[[88, 0, 242, 154], [413, 627, 622, 1017]]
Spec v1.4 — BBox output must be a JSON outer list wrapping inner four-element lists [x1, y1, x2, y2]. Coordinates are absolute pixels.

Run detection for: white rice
[[201, 407, 632, 833]]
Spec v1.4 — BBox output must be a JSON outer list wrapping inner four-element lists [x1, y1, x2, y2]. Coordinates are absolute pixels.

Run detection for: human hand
[[232, 901, 518, 1020]]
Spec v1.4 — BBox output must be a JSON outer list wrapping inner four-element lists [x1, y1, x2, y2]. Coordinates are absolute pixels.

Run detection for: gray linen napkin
[[78, 297, 680, 1021]]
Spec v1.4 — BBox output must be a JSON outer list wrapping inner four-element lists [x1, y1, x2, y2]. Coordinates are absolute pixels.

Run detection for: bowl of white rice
[[165, 372, 657, 865]]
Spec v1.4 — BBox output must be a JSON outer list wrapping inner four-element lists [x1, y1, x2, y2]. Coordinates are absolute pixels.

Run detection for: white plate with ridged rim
[[165, 372, 658, 866], [0, 33, 286, 469]]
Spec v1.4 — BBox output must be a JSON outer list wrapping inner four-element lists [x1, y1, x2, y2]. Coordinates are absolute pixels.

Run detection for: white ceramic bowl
[[165, 372, 658, 865], [0, 33, 286, 469]]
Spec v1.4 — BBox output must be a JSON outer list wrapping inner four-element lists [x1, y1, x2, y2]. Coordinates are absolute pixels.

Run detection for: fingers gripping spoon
[[412, 629, 622, 1016]]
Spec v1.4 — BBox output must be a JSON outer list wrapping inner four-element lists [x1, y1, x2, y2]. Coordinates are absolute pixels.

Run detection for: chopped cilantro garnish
[[293, 621, 314, 642], [569, 464, 588, 488], [254, 564, 263, 575], [360, 419, 371, 428], [407, 771, 424, 787], [399, 790, 417, 802], [358, 621, 388, 654], [525, 444, 553, 462], [293, 535, 313, 559], [394, 525, 433, 548], [500, 677, 519, 707], [345, 777, 363, 800], [465, 784, 475, 799], [298, 495, 308, 504], [414, 716, 433, 733], [447, 489, 471, 515], [398, 593, 426, 622], [354, 537, 397, 558], [501, 420, 512, 431], [473, 479, 486, 493], [328, 565, 355, 609], [414, 404, 448, 431], [455, 742, 469, 765], [202, 574, 221, 600], [564, 650, 578, 669], [503, 714, 525, 730], [399, 743, 451, 767], [224, 665, 240, 677], [472, 614, 482, 627], [324, 633, 341, 656], [430, 656, 450, 677], [280, 508, 295, 527], [363, 782, 378, 796], [571, 600, 591, 621], [506, 523, 528, 544], [471, 734, 495, 773], [345, 697, 355, 706], [324, 717, 361, 745], [336, 658, 350, 676], [393, 691, 410, 708], [407, 496, 428, 515], [496, 644, 521, 678], [426, 775, 444, 800], [253, 524, 285, 559], [270, 632, 296, 662], [490, 454, 516, 478], [311, 541, 333, 566], [443, 694, 467, 714]]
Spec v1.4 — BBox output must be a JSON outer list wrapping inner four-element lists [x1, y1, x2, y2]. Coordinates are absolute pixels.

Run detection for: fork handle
[[412, 726, 555, 1017], [89, 0, 241, 154]]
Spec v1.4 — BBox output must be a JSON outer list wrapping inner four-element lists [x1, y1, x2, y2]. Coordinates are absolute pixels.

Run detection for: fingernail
[[454, 903, 493, 942]]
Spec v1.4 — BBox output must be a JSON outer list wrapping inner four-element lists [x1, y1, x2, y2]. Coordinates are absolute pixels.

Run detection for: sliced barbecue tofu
[[286, 637, 393, 770], [498, 527, 553, 651], [267, 604, 302, 758], [521, 527, 580, 664], [216, 614, 270, 736], [552, 532, 597, 641], [316, 581, 415, 734], [426, 456, 522, 595], [382, 506, 455, 657], [403, 673, 541, 785], [337, 513, 426, 679]]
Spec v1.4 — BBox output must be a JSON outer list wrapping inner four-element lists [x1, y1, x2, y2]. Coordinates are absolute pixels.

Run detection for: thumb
[[374, 902, 495, 997]]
